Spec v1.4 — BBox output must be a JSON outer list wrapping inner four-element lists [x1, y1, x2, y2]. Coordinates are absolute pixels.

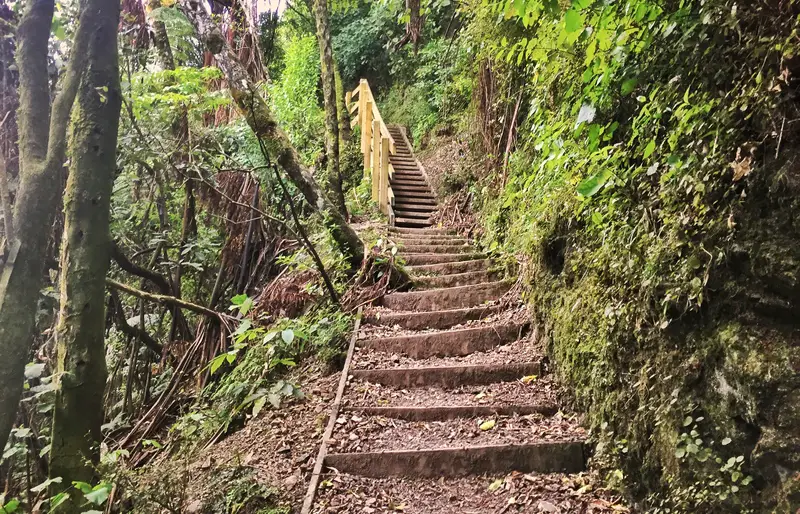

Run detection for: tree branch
[[111, 241, 172, 295], [110, 290, 163, 355], [106, 278, 226, 320]]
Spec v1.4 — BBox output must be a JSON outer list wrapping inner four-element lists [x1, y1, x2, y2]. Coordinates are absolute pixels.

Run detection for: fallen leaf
[[480, 419, 496, 431]]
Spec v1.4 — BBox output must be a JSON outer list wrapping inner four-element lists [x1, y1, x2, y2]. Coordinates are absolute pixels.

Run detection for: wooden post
[[379, 136, 390, 213], [345, 90, 352, 112], [362, 100, 373, 173], [359, 80, 368, 153], [371, 119, 380, 201]]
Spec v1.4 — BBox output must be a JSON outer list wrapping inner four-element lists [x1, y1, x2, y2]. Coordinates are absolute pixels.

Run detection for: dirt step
[[324, 441, 585, 478], [312, 471, 621, 514], [394, 211, 435, 220], [346, 377, 560, 411], [382, 280, 510, 310], [351, 362, 541, 388], [401, 244, 474, 254], [393, 203, 437, 214], [331, 412, 585, 454], [366, 304, 501, 330], [400, 253, 483, 266], [354, 336, 540, 372], [392, 184, 432, 192], [415, 270, 498, 289], [391, 235, 469, 245], [395, 218, 433, 228], [407, 258, 490, 275], [340, 404, 557, 421], [357, 323, 527, 359], [394, 191, 435, 200], [389, 227, 452, 236]]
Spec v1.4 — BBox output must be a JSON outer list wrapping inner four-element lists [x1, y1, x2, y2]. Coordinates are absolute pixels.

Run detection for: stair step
[[367, 304, 502, 330], [389, 227, 452, 235], [358, 323, 527, 359], [341, 404, 557, 420], [415, 270, 498, 289], [392, 203, 436, 213], [382, 280, 510, 310], [391, 179, 428, 187], [393, 186, 433, 195], [394, 211, 435, 220], [400, 253, 483, 265], [394, 217, 433, 228], [393, 236, 467, 245], [401, 244, 474, 254], [324, 441, 585, 478], [352, 361, 541, 388], [407, 258, 489, 274]]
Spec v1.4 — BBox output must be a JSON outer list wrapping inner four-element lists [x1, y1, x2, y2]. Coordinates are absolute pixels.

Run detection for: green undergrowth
[[425, 0, 800, 511], [168, 303, 353, 448]]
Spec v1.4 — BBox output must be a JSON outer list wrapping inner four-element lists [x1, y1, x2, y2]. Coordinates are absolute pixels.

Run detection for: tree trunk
[[0, 0, 92, 454], [313, 0, 346, 217], [48, 0, 121, 506], [334, 60, 352, 144], [148, 0, 176, 69], [182, 0, 364, 272]]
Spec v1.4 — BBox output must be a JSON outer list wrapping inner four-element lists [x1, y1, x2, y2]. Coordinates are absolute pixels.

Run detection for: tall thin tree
[[0, 0, 95, 453], [313, 0, 346, 217], [48, 0, 122, 505]]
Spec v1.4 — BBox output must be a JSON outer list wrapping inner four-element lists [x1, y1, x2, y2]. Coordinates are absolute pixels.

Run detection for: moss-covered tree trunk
[[334, 61, 352, 145], [0, 0, 92, 453], [47, 0, 121, 507], [313, 0, 346, 217], [182, 0, 364, 271]]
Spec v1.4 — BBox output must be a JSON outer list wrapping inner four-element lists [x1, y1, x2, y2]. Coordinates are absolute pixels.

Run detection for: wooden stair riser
[[340, 404, 558, 421], [352, 362, 541, 388], [324, 442, 586, 478], [414, 270, 500, 289], [382, 280, 510, 310], [358, 323, 528, 358], [391, 235, 468, 244], [394, 218, 433, 228], [365, 304, 502, 331], [400, 253, 483, 265], [392, 203, 437, 214], [407, 259, 490, 275], [389, 227, 453, 235], [401, 244, 473, 254]]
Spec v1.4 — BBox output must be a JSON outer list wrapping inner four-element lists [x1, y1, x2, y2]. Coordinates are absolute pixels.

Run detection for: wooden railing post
[[371, 119, 380, 201], [359, 80, 368, 159], [362, 100, 373, 173], [379, 136, 390, 213]]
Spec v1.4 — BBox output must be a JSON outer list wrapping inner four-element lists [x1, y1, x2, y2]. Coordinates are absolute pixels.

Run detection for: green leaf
[[564, 9, 583, 33], [252, 396, 267, 418], [209, 354, 227, 375], [621, 78, 638, 96], [721, 437, 732, 446], [1, 499, 19, 513], [643, 139, 657, 158], [675, 447, 686, 458], [683, 416, 693, 426], [281, 329, 295, 344], [577, 170, 611, 197], [84, 484, 111, 505], [31, 477, 62, 494]]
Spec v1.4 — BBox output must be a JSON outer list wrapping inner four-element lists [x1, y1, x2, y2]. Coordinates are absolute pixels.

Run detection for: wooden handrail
[[346, 79, 395, 222]]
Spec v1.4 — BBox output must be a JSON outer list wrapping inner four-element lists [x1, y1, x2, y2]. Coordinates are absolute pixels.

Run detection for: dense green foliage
[[383, 0, 800, 510]]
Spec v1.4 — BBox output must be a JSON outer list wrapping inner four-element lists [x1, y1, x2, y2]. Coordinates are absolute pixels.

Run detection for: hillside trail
[[302, 127, 624, 513]]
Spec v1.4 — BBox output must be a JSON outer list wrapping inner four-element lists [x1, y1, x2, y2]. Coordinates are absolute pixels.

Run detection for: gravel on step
[[360, 305, 527, 340], [345, 377, 559, 409], [352, 335, 540, 370], [328, 411, 586, 454], [312, 471, 629, 513]]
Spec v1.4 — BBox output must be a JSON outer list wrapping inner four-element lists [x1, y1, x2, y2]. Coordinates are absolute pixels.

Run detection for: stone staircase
[[387, 126, 435, 229], [307, 226, 589, 512]]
